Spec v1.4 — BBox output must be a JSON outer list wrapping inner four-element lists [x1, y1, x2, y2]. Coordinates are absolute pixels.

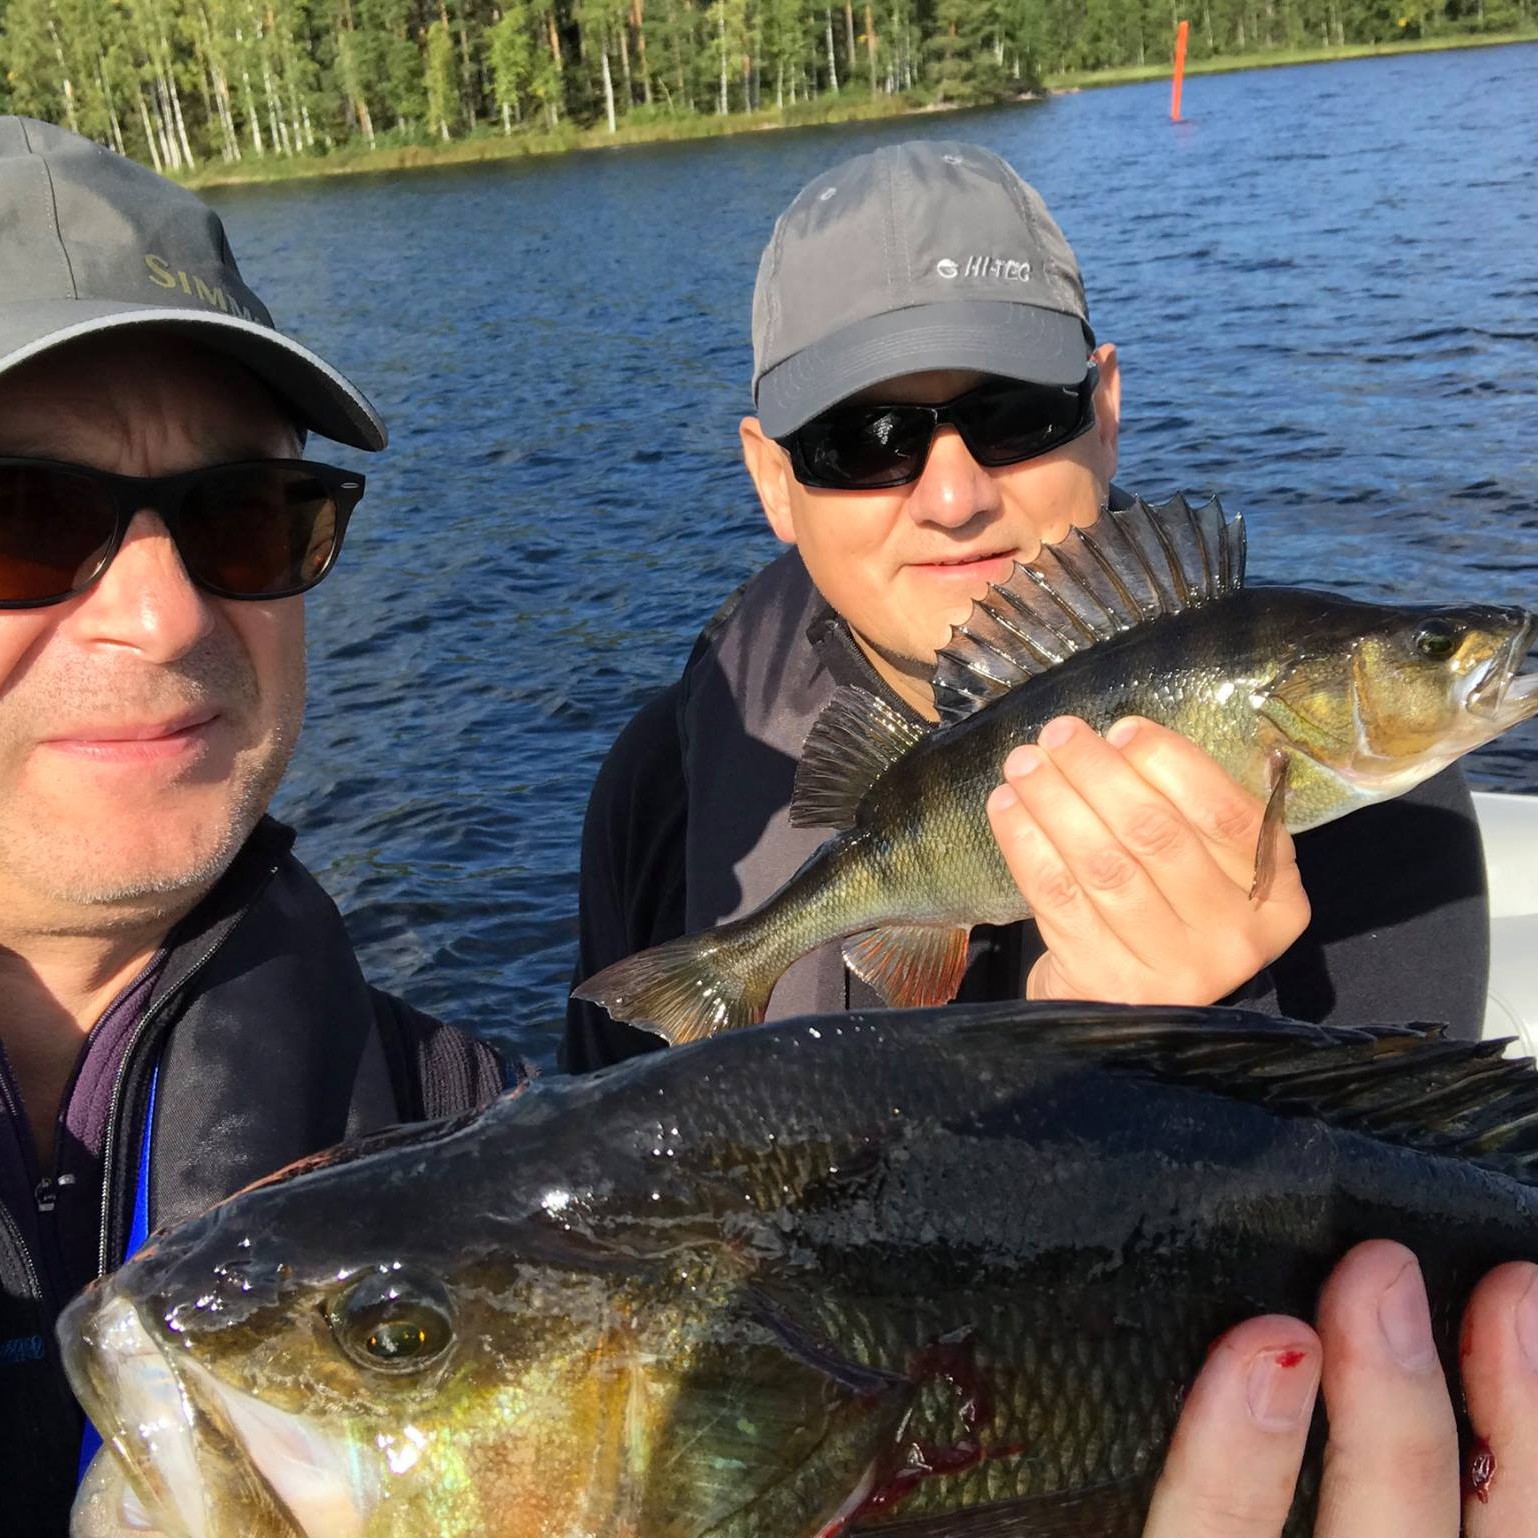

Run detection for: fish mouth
[[63, 1290, 374, 1538], [65, 1292, 218, 1538], [1468, 610, 1538, 725]]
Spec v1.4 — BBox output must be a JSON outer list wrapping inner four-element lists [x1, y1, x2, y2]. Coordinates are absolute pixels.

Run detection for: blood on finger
[[1465, 1435, 1496, 1504]]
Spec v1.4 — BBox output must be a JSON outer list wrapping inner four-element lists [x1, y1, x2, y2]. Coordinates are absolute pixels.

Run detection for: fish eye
[[328, 1268, 455, 1375], [1414, 618, 1460, 660]]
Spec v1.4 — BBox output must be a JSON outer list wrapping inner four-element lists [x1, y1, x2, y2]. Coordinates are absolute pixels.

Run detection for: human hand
[[984, 715, 1310, 1006], [1142, 1240, 1538, 1536]]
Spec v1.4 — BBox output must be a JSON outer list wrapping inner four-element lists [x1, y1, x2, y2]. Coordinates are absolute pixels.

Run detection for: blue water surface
[[208, 42, 1538, 1065]]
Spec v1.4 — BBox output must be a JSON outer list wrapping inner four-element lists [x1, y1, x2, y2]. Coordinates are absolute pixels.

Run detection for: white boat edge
[[1475, 790, 1538, 1056]]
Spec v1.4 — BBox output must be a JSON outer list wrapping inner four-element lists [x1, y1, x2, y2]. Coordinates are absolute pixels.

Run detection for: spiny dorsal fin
[[916, 1004, 1538, 1186], [932, 493, 1246, 726], [791, 687, 928, 830]]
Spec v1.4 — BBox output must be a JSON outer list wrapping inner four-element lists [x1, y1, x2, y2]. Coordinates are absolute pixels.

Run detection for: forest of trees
[[0, 0, 1529, 173]]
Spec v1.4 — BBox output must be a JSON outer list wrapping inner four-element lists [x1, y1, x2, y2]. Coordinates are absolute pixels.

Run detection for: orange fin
[[842, 924, 971, 1008]]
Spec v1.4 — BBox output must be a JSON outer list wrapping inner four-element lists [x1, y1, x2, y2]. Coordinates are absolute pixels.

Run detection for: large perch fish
[[576, 494, 1538, 1042], [61, 1002, 1538, 1538]]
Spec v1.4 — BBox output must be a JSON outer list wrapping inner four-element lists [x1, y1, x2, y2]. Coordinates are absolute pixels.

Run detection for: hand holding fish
[[988, 714, 1311, 1007], [1145, 1240, 1538, 1537]]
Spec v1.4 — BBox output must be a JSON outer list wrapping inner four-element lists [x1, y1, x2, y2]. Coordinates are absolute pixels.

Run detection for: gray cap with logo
[[751, 140, 1094, 439], [0, 117, 385, 450]]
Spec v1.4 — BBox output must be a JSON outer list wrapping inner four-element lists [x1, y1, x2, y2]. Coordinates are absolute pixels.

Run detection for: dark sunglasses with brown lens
[[0, 458, 364, 609]]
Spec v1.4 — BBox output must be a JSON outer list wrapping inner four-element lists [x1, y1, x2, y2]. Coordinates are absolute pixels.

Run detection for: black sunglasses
[[779, 364, 1100, 492], [0, 458, 364, 609]]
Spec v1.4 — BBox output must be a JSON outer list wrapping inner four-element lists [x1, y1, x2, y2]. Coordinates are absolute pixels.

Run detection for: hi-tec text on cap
[[935, 255, 1033, 282]]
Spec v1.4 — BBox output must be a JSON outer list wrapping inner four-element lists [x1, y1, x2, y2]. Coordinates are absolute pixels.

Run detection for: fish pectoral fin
[[642, 1297, 911, 1538], [847, 1476, 1155, 1537], [842, 925, 972, 1009], [747, 1285, 913, 1402], [791, 687, 929, 830], [1249, 752, 1291, 903]]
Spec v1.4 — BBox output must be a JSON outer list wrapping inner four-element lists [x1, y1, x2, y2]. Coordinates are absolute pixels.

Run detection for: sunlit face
[[0, 336, 307, 931], [742, 344, 1122, 714]]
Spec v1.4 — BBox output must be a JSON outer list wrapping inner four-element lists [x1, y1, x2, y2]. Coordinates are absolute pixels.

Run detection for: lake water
[[208, 42, 1538, 1067]]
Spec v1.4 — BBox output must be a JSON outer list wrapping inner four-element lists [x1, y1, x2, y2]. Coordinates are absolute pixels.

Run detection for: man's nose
[[70, 509, 215, 660], [904, 426, 1000, 529]]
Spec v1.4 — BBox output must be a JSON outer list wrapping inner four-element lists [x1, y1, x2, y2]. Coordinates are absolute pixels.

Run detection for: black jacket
[[1, 818, 505, 1535], [566, 550, 1490, 1071]]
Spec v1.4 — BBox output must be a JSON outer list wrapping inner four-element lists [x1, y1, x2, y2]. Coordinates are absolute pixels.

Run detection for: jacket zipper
[[0, 1191, 46, 1315], [94, 860, 280, 1278]]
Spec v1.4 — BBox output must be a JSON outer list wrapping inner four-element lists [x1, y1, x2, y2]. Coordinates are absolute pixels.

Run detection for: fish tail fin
[[573, 929, 776, 1045]]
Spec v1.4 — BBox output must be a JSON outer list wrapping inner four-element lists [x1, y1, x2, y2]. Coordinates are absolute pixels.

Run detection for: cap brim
[[0, 301, 386, 451], [755, 300, 1093, 439]]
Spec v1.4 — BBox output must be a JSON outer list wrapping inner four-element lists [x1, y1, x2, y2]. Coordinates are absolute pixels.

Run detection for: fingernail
[[1038, 717, 1077, 750], [1246, 1345, 1320, 1431], [988, 783, 1019, 814], [1005, 746, 1044, 778], [1107, 717, 1139, 748], [1517, 1274, 1538, 1376], [1379, 1260, 1439, 1372]]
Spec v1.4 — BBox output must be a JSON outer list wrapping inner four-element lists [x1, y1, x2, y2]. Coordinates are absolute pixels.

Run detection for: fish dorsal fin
[[932, 493, 1246, 726], [791, 686, 928, 830], [921, 1004, 1538, 1185]]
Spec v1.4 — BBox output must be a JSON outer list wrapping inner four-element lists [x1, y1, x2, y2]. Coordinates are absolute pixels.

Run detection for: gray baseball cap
[[751, 141, 1094, 438], [0, 117, 385, 450]]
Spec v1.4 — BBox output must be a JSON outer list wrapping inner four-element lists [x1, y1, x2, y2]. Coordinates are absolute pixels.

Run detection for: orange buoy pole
[[1171, 19, 1189, 121]]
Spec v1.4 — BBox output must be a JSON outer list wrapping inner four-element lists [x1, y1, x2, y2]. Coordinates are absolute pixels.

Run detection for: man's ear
[[1089, 342, 1121, 485], [740, 417, 798, 545]]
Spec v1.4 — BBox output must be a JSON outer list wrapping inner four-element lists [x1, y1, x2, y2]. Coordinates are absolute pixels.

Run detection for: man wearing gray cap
[[567, 137, 1486, 1062], [568, 141, 1521, 1534], [0, 118, 503, 1533]]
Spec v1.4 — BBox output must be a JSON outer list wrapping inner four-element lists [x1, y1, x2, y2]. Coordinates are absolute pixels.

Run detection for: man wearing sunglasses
[[567, 137, 1485, 1064], [566, 143, 1525, 1535], [0, 120, 503, 1533]]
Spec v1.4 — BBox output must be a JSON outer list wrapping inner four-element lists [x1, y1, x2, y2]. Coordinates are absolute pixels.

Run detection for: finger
[[1312, 1240, 1459, 1538], [1142, 1315, 1320, 1538], [997, 724, 1185, 970], [1034, 715, 1252, 926], [987, 755, 1166, 980], [1461, 1261, 1538, 1534], [1111, 718, 1305, 899]]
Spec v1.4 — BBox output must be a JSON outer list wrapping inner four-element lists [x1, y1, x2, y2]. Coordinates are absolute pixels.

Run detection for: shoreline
[[185, 30, 1535, 193]]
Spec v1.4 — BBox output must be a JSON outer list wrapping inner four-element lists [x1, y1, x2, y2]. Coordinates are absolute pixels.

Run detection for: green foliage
[[0, 0, 1529, 169], [424, 13, 457, 135], [486, 0, 538, 121]]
